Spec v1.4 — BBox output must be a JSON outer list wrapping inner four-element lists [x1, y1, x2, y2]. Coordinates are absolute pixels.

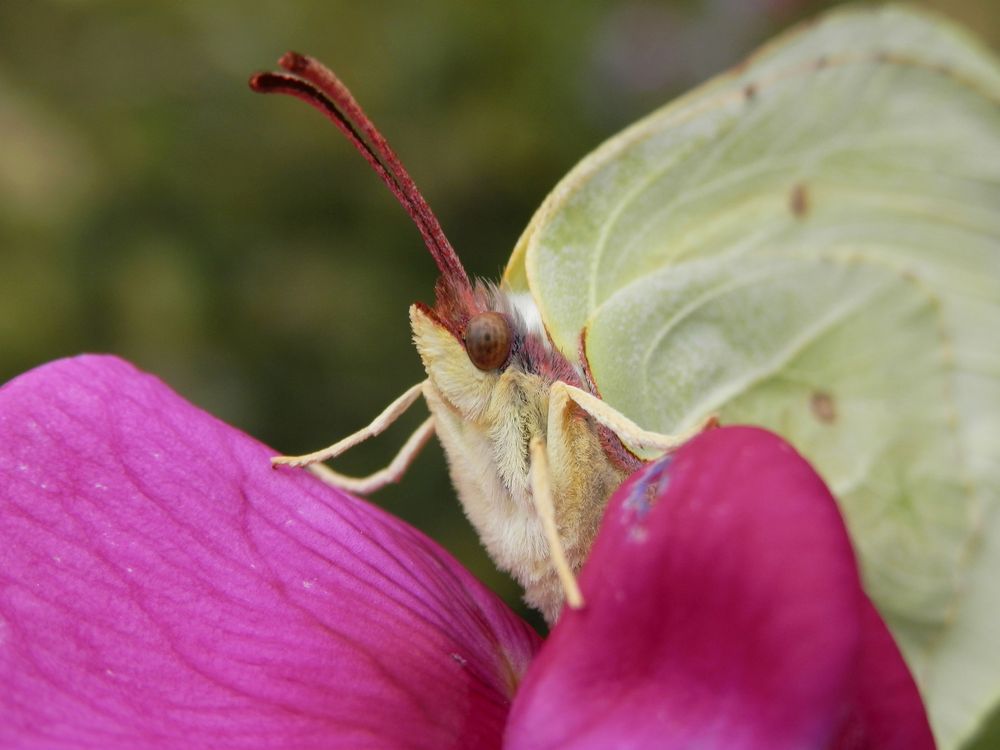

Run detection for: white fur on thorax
[[506, 291, 547, 343]]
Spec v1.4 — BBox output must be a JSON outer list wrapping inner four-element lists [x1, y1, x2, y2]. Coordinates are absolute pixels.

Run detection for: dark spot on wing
[[790, 182, 810, 218], [810, 391, 837, 424], [744, 82, 757, 102]]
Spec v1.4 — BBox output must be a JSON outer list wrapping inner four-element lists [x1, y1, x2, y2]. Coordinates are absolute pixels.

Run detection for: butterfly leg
[[305, 416, 436, 495], [528, 436, 585, 611], [272, 380, 428, 468], [553, 382, 715, 457]]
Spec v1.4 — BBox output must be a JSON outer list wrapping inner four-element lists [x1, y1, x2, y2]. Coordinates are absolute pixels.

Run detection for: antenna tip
[[248, 72, 279, 93], [279, 51, 310, 74]]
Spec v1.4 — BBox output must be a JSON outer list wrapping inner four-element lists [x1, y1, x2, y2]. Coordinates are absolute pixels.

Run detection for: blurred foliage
[[1, 0, 996, 630]]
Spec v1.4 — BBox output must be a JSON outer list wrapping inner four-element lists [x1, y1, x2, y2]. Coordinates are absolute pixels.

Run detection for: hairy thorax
[[423, 368, 628, 622]]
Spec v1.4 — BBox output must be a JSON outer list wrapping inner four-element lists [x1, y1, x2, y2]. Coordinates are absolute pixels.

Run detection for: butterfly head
[[411, 283, 583, 421]]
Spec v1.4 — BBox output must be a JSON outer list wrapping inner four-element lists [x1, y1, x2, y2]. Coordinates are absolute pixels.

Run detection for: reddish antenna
[[250, 53, 474, 318]]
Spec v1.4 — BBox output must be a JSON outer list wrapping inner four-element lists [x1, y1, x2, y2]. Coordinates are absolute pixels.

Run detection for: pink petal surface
[[505, 427, 934, 750], [0, 356, 540, 750], [830, 597, 936, 750]]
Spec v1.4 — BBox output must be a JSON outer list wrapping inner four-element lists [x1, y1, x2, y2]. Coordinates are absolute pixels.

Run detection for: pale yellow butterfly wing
[[505, 7, 1000, 747]]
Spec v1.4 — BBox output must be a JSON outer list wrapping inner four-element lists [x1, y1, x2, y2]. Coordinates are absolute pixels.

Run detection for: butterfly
[[252, 6, 1000, 746]]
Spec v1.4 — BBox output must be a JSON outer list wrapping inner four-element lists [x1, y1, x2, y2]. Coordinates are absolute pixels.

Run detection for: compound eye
[[464, 312, 512, 371]]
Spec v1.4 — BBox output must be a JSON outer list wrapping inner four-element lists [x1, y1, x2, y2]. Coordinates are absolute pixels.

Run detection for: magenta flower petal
[[0, 356, 540, 750], [504, 427, 934, 750], [830, 597, 936, 749]]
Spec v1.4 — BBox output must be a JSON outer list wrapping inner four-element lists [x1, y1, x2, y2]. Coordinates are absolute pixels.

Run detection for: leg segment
[[272, 380, 427, 468], [552, 381, 715, 457], [305, 416, 436, 495], [529, 436, 585, 611]]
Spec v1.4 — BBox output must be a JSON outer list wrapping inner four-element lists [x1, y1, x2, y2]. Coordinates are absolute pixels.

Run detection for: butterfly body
[[254, 7, 1000, 741], [411, 295, 633, 621]]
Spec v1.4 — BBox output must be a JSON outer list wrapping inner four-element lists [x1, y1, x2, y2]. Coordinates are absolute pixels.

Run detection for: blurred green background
[[2, 0, 996, 629]]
